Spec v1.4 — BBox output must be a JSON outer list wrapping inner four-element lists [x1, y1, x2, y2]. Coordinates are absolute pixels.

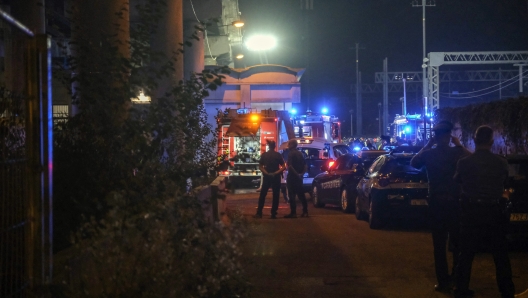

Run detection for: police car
[[311, 150, 387, 213], [279, 138, 352, 197], [355, 152, 429, 229]]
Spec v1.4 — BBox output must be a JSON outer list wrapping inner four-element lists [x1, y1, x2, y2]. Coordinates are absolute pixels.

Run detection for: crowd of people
[[346, 135, 425, 151]]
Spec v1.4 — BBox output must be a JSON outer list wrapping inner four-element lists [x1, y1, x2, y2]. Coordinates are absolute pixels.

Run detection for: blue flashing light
[[321, 107, 328, 115], [353, 146, 361, 152], [291, 109, 297, 115], [405, 126, 411, 133]]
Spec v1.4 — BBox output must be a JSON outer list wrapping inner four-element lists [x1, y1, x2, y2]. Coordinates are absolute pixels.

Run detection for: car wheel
[[355, 195, 365, 220], [368, 200, 384, 229], [312, 185, 325, 208], [341, 189, 354, 213]]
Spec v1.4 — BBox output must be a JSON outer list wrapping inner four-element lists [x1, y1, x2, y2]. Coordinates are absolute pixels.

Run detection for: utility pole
[[412, 0, 435, 140], [301, 0, 314, 110], [377, 103, 382, 136], [383, 58, 389, 135], [402, 73, 407, 115], [412, 0, 435, 108], [349, 109, 354, 137], [350, 43, 365, 136]]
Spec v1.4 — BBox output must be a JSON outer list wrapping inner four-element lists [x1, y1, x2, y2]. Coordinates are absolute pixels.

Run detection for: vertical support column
[[25, 33, 53, 291], [240, 84, 251, 108], [383, 58, 389, 135], [71, 0, 130, 115], [37, 34, 53, 288], [356, 71, 362, 136], [26, 34, 39, 292], [183, 20, 204, 80], [428, 65, 440, 113], [154, 0, 184, 85], [519, 64, 524, 95]]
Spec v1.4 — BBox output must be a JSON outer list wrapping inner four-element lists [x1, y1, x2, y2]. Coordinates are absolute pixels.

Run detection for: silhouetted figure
[[453, 125, 515, 298], [284, 139, 308, 218], [253, 140, 285, 219], [411, 120, 470, 293]]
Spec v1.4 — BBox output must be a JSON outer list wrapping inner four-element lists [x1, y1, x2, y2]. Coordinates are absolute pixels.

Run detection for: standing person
[[284, 139, 308, 218], [378, 135, 390, 150], [453, 125, 515, 298], [411, 120, 471, 293], [253, 140, 285, 219]]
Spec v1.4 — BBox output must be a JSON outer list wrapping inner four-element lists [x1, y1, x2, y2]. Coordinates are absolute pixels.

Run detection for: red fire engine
[[216, 108, 295, 189]]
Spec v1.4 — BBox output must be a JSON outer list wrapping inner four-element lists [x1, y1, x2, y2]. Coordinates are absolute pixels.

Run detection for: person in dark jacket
[[410, 120, 471, 293], [254, 140, 285, 219], [284, 139, 308, 218], [453, 125, 515, 298]]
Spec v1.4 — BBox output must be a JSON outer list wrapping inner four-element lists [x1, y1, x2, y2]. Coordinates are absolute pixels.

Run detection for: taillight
[[378, 178, 390, 187], [328, 160, 335, 168], [219, 171, 230, 176]]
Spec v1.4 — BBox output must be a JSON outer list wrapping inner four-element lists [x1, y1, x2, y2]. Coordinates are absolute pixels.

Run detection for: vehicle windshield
[[333, 145, 353, 157], [381, 157, 426, 178]]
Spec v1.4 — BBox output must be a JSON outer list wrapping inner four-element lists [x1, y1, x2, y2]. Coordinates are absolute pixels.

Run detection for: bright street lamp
[[245, 35, 277, 52], [245, 35, 276, 64], [231, 20, 245, 28]]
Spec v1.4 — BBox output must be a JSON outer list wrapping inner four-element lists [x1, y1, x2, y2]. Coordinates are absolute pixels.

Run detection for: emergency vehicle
[[216, 108, 296, 189], [392, 114, 432, 145], [291, 110, 342, 143]]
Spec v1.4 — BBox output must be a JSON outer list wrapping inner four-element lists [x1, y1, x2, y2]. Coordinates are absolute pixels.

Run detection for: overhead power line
[[440, 70, 528, 96]]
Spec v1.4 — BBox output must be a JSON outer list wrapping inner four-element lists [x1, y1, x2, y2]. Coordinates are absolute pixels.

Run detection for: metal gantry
[[375, 69, 521, 83], [427, 51, 528, 112]]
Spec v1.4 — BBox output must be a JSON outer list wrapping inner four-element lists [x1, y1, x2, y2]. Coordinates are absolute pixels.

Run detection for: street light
[[245, 34, 277, 64], [231, 20, 245, 28]]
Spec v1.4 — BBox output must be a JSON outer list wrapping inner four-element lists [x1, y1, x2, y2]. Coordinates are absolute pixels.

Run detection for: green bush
[[50, 0, 250, 296], [436, 97, 528, 154]]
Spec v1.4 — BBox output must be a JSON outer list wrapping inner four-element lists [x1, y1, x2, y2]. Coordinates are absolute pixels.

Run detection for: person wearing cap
[[284, 139, 308, 218], [253, 140, 285, 219], [453, 125, 515, 298], [410, 120, 471, 293]]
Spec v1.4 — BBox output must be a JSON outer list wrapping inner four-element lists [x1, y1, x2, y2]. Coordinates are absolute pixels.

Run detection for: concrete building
[[203, 64, 305, 136]]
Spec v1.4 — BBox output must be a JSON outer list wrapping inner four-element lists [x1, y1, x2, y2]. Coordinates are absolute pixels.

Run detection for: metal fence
[[0, 8, 53, 297]]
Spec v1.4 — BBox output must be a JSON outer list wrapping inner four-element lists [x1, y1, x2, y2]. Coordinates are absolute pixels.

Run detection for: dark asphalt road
[[225, 190, 528, 298]]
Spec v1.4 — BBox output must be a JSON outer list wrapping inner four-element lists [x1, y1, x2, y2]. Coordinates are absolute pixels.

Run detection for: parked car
[[505, 155, 528, 242], [279, 138, 352, 197], [312, 150, 387, 213], [355, 152, 429, 229]]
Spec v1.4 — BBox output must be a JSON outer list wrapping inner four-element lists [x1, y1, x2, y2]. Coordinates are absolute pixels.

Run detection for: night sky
[[239, 0, 528, 135]]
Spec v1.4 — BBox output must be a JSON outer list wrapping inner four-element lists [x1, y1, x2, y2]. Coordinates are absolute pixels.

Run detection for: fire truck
[[216, 108, 343, 190], [392, 114, 432, 144], [291, 111, 342, 143], [216, 108, 296, 189]]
